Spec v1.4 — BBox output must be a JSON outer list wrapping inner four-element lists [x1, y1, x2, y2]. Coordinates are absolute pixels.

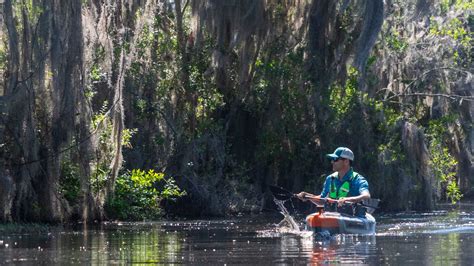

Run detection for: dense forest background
[[0, 0, 472, 223]]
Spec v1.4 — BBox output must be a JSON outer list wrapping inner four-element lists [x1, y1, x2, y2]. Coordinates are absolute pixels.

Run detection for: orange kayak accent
[[306, 211, 376, 235], [306, 212, 340, 228]]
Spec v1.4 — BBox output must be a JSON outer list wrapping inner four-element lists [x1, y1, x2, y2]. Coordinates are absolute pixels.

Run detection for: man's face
[[331, 157, 347, 171]]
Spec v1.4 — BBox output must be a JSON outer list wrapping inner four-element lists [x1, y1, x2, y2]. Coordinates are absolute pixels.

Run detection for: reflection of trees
[[317, 235, 376, 265], [278, 233, 376, 264], [378, 210, 466, 264], [428, 234, 461, 265], [88, 227, 184, 264], [378, 233, 464, 264]]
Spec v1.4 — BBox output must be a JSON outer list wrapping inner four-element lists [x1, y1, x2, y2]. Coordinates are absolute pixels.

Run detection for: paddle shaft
[[308, 195, 378, 209], [269, 185, 378, 209], [300, 193, 379, 210]]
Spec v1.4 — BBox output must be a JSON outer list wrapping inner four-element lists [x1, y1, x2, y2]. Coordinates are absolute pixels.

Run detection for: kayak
[[306, 210, 376, 235], [268, 185, 379, 236]]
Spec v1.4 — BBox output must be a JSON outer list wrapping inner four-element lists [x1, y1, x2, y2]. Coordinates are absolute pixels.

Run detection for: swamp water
[[0, 202, 473, 265]]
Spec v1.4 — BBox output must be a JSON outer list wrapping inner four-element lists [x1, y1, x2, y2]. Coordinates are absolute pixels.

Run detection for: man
[[296, 147, 370, 207]]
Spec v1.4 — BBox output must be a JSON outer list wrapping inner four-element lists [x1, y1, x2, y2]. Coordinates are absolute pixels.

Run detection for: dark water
[[1, 203, 473, 265]]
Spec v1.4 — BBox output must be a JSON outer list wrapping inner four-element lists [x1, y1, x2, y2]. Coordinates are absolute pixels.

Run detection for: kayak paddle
[[269, 185, 380, 210], [269, 185, 325, 202], [269, 185, 298, 201]]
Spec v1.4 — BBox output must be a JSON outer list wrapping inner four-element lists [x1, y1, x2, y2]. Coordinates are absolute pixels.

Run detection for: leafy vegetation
[[329, 68, 359, 120], [427, 117, 463, 203], [59, 161, 81, 205], [0, 1, 472, 223], [105, 169, 186, 220]]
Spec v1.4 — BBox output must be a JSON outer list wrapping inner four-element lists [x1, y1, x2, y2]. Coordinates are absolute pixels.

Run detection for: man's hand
[[296, 192, 311, 201], [338, 191, 371, 206], [337, 197, 347, 207], [296, 192, 322, 203]]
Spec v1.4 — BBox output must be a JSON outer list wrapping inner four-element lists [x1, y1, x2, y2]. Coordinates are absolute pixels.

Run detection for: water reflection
[[0, 223, 187, 264], [311, 235, 376, 265], [377, 205, 474, 265], [105, 225, 184, 264], [273, 226, 377, 265], [0, 205, 473, 264], [105, 229, 182, 264]]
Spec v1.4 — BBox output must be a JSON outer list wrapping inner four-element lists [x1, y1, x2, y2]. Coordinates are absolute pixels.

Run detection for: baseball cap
[[326, 147, 354, 161]]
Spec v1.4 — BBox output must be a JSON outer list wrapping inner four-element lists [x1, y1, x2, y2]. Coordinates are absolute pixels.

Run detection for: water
[[0, 203, 473, 265]]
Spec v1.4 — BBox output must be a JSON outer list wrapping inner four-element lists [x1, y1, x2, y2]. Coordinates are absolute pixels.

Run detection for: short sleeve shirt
[[320, 168, 369, 198]]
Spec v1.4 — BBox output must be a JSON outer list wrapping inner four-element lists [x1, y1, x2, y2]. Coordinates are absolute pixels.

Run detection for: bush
[[106, 169, 186, 220]]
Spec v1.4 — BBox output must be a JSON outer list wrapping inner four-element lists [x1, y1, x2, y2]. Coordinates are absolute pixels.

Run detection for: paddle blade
[[269, 185, 294, 201], [362, 198, 380, 214], [362, 198, 380, 208]]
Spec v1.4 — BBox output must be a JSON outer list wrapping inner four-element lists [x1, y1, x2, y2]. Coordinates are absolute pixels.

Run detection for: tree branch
[[382, 66, 473, 102], [384, 93, 474, 102], [182, 0, 190, 14]]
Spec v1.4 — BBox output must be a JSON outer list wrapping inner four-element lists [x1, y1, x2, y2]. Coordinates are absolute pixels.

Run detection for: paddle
[[361, 198, 380, 214], [269, 185, 331, 204], [269, 185, 380, 210], [269, 185, 299, 201]]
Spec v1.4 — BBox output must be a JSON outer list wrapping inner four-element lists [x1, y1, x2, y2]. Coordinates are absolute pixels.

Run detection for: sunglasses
[[331, 158, 345, 162]]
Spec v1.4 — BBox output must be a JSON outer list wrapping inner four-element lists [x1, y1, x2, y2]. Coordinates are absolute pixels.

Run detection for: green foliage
[[91, 163, 109, 194], [252, 40, 310, 163], [256, 130, 282, 162], [377, 137, 406, 164], [19, 0, 43, 22], [427, 117, 463, 204], [85, 45, 106, 100], [329, 67, 359, 120], [0, 37, 6, 96], [59, 161, 81, 204], [195, 83, 224, 120], [430, 145, 462, 204], [122, 128, 138, 148], [92, 101, 112, 147], [440, 0, 474, 14], [0, 43, 6, 72], [223, 35, 306, 169], [106, 169, 186, 220], [385, 31, 408, 53], [126, 11, 182, 124], [90, 101, 138, 193], [454, 0, 474, 10], [135, 25, 155, 59], [89, 64, 103, 82], [440, 0, 453, 14], [429, 6, 472, 67], [189, 38, 224, 135], [430, 17, 471, 47]]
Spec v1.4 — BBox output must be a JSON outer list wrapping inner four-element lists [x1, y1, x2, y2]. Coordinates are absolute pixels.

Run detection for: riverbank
[[0, 223, 56, 234]]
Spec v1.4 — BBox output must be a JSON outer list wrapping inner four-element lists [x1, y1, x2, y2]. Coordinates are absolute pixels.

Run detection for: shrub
[[106, 169, 186, 220]]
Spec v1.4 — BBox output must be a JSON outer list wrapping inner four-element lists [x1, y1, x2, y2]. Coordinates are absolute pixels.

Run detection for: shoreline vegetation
[[0, 1, 472, 223]]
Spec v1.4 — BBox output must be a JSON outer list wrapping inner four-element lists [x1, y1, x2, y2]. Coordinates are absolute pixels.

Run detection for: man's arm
[[337, 190, 370, 206], [337, 174, 370, 206]]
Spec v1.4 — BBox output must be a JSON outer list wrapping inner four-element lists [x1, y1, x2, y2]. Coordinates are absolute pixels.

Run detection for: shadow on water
[[0, 202, 473, 264]]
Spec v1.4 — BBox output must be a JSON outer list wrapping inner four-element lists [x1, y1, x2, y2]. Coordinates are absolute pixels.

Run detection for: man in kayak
[[296, 147, 370, 208]]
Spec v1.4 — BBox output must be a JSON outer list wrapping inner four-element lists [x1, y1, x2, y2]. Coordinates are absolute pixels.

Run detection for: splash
[[256, 198, 314, 238], [274, 199, 301, 232]]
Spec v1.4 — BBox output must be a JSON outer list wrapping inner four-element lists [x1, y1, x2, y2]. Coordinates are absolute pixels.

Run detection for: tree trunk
[[2, 0, 40, 221], [1, 0, 91, 222]]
